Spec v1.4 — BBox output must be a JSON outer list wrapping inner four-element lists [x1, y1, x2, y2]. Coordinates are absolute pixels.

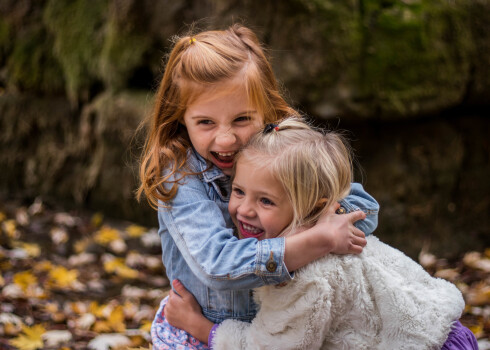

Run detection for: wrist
[[189, 313, 214, 344]]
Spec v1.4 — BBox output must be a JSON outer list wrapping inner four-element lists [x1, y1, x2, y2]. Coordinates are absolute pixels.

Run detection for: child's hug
[[165, 118, 478, 350], [137, 24, 379, 349]]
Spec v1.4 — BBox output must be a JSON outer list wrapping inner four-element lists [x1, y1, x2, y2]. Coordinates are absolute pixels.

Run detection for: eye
[[234, 115, 251, 123], [197, 119, 213, 125], [232, 187, 244, 196], [260, 197, 275, 206]]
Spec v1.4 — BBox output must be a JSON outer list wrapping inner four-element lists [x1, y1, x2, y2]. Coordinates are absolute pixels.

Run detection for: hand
[[165, 280, 214, 344], [315, 203, 367, 255]]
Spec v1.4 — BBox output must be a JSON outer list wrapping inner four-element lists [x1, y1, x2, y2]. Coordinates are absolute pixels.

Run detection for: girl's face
[[182, 82, 264, 175], [229, 156, 294, 240]]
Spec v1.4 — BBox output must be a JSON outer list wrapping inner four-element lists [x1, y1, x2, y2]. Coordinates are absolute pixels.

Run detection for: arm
[[162, 174, 374, 289]]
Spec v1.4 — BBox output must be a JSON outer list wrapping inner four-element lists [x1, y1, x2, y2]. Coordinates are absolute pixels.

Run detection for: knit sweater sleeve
[[212, 262, 336, 350]]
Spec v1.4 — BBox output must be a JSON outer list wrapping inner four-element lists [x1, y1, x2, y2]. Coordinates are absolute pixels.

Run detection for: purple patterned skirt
[[151, 296, 209, 350]]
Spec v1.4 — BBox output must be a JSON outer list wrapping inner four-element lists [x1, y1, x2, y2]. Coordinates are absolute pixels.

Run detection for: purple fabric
[[207, 323, 219, 349], [151, 296, 209, 350], [441, 321, 479, 350]]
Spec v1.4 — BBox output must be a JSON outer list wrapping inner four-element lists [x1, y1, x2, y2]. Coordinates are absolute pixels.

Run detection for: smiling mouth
[[239, 221, 264, 239], [211, 151, 237, 168]]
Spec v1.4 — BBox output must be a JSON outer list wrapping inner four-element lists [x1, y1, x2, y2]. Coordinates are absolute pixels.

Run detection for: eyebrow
[[190, 110, 258, 119]]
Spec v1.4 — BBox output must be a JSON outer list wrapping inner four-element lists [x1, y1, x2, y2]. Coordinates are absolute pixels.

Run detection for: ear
[[314, 198, 328, 208]]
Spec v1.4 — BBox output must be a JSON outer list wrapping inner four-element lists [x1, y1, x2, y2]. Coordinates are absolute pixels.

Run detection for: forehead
[[185, 78, 249, 106], [234, 156, 284, 194]]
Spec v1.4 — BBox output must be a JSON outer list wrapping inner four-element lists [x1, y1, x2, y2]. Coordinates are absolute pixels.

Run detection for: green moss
[[43, 0, 108, 102], [354, 0, 473, 116], [99, 18, 151, 91], [6, 25, 64, 93], [0, 18, 12, 63]]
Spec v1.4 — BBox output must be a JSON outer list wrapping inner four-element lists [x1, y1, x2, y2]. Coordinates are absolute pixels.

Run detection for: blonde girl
[[138, 25, 379, 349], [166, 118, 477, 350]]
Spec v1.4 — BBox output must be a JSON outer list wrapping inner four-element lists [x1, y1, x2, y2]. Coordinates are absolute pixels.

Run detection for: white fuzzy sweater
[[213, 236, 464, 350]]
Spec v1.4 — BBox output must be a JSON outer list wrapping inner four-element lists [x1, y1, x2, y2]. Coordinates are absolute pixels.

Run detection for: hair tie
[[263, 123, 278, 134], [189, 37, 196, 45]]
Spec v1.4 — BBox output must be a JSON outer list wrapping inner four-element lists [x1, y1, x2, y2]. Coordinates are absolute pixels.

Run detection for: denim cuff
[[256, 237, 293, 284]]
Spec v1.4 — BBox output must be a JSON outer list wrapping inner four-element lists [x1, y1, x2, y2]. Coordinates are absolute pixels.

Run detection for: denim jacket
[[158, 149, 379, 323]]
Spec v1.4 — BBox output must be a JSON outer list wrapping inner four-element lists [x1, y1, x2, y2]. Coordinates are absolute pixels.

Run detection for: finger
[[346, 210, 366, 223], [351, 227, 366, 238], [352, 235, 367, 247], [172, 279, 191, 299], [349, 244, 364, 254]]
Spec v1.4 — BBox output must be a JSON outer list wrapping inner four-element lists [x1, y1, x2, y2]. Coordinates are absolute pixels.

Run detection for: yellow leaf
[[13, 271, 38, 292], [12, 242, 41, 258], [73, 237, 91, 254], [94, 226, 121, 246], [48, 266, 78, 288], [108, 305, 126, 332], [10, 324, 45, 350], [104, 258, 138, 279], [91, 212, 104, 227], [89, 301, 109, 318], [467, 323, 484, 338], [92, 320, 111, 333], [139, 320, 152, 333], [126, 225, 146, 238], [2, 219, 18, 239], [34, 260, 54, 272]]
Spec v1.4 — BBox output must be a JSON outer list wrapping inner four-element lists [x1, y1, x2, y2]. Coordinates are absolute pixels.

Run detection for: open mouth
[[238, 221, 264, 239], [211, 151, 237, 169]]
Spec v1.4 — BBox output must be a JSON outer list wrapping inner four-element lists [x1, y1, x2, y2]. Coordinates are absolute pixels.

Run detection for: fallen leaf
[[13, 271, 38, 292], [50, 227, 69, 245], [126, 225, 146, 238], [53, 212, 77, 227], [87, 333, 131, 350], [2, 219, 19, 239], [9, 324, 45, 350], [91, 212, 104, 227], [73, 313, 96, 330], [466, 282, 490, 306], [42, 330, 72, 347], [12, 242, 41, 258], [434, 268, 460, 281], [95, 226, 121, 246], [104, 258, 138, 279], [68, 252, 97, 267], [48, 266, 79, 289], [107, 305, 126, 332]]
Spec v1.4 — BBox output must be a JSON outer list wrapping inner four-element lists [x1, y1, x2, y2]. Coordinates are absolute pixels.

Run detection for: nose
[[215, 128, 236, 147], [237, 199, 255, 218]]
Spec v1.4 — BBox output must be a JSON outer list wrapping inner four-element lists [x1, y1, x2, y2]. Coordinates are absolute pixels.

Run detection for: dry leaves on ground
[[0, 197, 488, 349]]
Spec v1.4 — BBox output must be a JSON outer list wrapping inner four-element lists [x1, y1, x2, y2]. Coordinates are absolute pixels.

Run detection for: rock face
[[0, 0, 488, 256]]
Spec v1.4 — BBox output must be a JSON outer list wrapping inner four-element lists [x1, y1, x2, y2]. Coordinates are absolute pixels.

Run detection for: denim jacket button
[[336, 206, 346, 214], [266, 260, 277, 272]]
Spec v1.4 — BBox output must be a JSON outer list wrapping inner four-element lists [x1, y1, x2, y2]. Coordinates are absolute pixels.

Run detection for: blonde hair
[[238, 117, 353, 233], [137, 24, 297, 209]]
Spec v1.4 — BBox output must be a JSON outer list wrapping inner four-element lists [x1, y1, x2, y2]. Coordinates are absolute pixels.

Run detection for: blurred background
[[1, 0, 489, 259], [1, 1, 490, 348]]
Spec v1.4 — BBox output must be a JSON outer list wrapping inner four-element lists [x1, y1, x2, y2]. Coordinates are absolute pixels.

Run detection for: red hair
[[137, 24, 297, 209]]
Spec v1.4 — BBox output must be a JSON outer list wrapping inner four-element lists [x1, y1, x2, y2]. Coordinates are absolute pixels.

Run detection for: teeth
[[217, 151, 236, 157], [242, 223, 262, 233]]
